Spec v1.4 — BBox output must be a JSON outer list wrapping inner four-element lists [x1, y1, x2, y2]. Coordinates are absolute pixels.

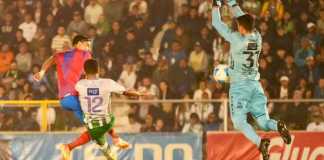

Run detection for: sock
[[240, 123, 262, 146], [233, 116, 261, 147], [67, 131, 91, 150]]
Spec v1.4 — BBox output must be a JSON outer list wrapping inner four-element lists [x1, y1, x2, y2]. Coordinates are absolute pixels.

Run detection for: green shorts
[[85, 115, 115, 146]]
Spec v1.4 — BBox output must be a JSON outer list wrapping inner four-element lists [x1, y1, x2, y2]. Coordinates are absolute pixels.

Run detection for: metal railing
[[0, 99, 323, 132]]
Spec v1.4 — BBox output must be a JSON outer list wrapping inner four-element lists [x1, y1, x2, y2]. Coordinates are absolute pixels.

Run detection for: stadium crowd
[[0, 0, 323, 132]]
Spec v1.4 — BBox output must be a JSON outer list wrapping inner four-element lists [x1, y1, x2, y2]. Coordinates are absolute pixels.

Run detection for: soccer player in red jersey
[[33, 35, 129, 160]]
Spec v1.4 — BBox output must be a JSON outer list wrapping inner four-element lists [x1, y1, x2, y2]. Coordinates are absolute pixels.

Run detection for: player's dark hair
[[84, 59, 99, 75], [72, 35, 89, 46], [237, 14, 255, 32]]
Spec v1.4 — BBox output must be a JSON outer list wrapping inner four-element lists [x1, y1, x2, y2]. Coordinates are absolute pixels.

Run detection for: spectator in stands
[[260, 41, 273, 66], [30, 28, 50, 52], [129, 0, 148, 16], [317, 9, 324, 35], [190, 91, 213, 123], [1, 62, 21, 89], [287, 90, 309, 130], [0, 43, 14, 75], [172, 26, 191, 51], [42, 14, 58, 40], [18, 14, 37, 42], [193, 80, 212, 100], [122, 29, 140, 59], [276, 55, 299, 87], [159, 102, 175, 131], [169, 59, 196, 97], [163, 40, 186, 66], [84, 0, 103, 25], [307, 105, 324, 131], [59, 0, 82, 26], [273, 48, 287, 73], [299, 12, 314, 35], [51, 26, 72, 52], [188, 42, 208, 79], [204, 112, 220, 131], [15, 42, 32, 73], [273, 27, 292, 52], [0, 13, 16, 42], [242, 0, 261, 16], [150, 0, 174, 28], [0, 85, 8, 100], [32, 47, 49, 66], [95, 14, 110, 36], [276, 76, 292, 99], [32, 1, 45, 24], [182, 7, 204, 40], [316, 46, 324, 76], [140, 114, 155, 132], [306, 23, 321, 49], [34, 83, 52, 99], [18, 82, 32, 100], [214, 41, 230, 65], [296, 78, 312, 98], [153, 118, 166, 132], [182, 112, 203, 136], [67, 11, 88, 35], [118, 63, 136, 89], [259, 58, 273, 81], [174, 94, 191, 131], [138, 77, 159, 99], [11, 30, 27, 53], [260, 0, 285, 21], [280, 12, 295, 34], [158, 81, 176, 99], [152, 58, 170, 85], [104, 0, 126, 22], [301, 56, 320, 87], [197, 27, 213, 56], [295, 38, 315, 68], [137, 52, 157, 80], [123, 113, 141, 133], [0, 111, 5, 130], [315, 78, 324, 99]]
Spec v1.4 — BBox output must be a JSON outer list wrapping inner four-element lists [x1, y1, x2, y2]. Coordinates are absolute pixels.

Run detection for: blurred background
[[0, 0, 323, 159]]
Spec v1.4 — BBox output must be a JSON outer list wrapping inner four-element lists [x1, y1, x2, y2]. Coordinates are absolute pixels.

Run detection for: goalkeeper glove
[[226, 0, 237, 7], [213, 0, 222, 7]]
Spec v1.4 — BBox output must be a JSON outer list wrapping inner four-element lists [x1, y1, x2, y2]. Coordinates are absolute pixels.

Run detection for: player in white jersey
[[66, 59, 145, 160]]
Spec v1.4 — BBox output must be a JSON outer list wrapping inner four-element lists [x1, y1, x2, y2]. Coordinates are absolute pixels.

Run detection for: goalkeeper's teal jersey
[[212, 7, 261, 83]]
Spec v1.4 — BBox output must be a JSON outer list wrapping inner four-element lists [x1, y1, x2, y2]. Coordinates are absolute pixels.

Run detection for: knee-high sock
[[233, 117, 261, 146], [67, 131, 91, 150]]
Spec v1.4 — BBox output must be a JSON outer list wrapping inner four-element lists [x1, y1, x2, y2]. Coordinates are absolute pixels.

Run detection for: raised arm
[[211, 2, 234, 42], [212, 7, 232, 41], [33, 55, 56, 81]]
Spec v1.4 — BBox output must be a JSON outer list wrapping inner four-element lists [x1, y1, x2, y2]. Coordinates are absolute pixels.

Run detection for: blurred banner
[[0, 133, 202, 160], [207, 132, 324, 160]]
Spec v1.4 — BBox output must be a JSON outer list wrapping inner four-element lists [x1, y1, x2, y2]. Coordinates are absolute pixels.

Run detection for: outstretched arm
[[212, 6, 233, 42], [33, 55, 56, 81]]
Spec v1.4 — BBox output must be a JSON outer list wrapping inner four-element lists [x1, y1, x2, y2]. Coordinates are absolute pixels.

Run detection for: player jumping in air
[[33, 35, 129, 159], [72, 59, 145, 159], [212, 1, 291, 159]]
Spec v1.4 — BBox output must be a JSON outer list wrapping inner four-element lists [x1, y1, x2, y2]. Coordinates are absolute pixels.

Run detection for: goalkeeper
[[211, 0, 291, 159]]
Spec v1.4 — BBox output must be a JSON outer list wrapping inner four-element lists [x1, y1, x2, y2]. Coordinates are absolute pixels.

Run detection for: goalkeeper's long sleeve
[[230, 5, 245, 18], [212, 7, 234, 42]]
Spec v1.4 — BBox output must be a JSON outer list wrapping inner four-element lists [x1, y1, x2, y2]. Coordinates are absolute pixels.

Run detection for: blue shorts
[[229, 80, 268, 120], [60, 95, 84, 123]]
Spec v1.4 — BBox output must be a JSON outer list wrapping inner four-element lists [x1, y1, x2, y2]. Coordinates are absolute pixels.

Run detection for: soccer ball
[[213, 64, 229, 83]]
